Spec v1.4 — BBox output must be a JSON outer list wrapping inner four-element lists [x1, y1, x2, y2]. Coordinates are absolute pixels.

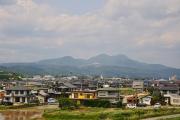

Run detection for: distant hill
[[0, 54, 180, 78]]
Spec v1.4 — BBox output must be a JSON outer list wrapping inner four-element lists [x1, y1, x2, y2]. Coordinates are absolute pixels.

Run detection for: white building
[[43, 75, 55, 81], [139, 96, 152, 105], [4, 86, 34, 104], [164, 94, 180, 106]]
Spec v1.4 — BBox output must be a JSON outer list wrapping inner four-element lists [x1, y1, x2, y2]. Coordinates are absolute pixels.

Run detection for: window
[[74, 93, 78, 98], [6, 91, 11, 95], [98, 91, 106, 96], [109, 91, 115, 95], [22, 97, 25, 103], [170, 90, 178, 94], [163, 90, 167, 94], [15, 97, 20, 102], [86, 94, 91, 99], [173, 99, 179, 103], [15, 91, 19, 95], [26, 91, 30, 95], [6, 97, 10, 101], [20, 91, 24, 95]]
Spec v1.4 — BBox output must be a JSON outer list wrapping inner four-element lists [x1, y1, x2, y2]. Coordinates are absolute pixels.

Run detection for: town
[[0, 74, 179, 108]]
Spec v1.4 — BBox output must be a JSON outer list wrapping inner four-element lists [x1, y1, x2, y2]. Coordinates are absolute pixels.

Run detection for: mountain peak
[[115, 54, 129, 58], [89, 54, 110, 59], [91, 54, 128, 58], [88, 54, 129, 61]]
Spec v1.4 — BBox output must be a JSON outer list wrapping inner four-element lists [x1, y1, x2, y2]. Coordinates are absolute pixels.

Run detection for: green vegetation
[[82, 99, 111, 108], [148, 87, 166, 105], [43, 107, 180, 120], [0, 103, 39, 110], [59, 98, 78, 110], [0, 70, 22, 80], [163, 117, 180, 120], [119, 88, 136, 95]]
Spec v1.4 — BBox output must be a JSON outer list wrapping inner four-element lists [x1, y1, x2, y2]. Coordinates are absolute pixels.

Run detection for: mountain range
[[0, 54, 179, 78]]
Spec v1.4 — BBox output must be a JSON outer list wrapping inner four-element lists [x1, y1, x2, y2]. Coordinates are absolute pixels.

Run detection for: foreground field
[[43, 107, 180, 120], [163, 117, 180, 120]]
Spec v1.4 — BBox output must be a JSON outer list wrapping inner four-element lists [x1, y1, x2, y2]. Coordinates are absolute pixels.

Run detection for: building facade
[[70, 90, 97, 100], [97, 87, 121, 103], [4, 86, 34, 104]]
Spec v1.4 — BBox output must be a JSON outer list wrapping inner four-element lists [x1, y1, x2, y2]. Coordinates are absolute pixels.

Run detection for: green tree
[[151, 89, 165, 105], [59, 98, 77, 110]]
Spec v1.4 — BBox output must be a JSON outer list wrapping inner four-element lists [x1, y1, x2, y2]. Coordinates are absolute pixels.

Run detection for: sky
[[0, 0, 180, 68]]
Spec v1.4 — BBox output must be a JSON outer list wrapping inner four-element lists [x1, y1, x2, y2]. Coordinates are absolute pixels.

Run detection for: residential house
[[69, 90, 97, 101], [72, 81, 88, 90], [31, 88, 49, 104], [139, 96, 152, 105], [97, 87, 122, 103], [4, 86, 35, 104], [160, 86, 179, 95], [154, 81, 180, 105], [165, 94, 180, 106], [49, 82, 77, 98], [132, 81, 144, 92], [37, 91, 49, 104]]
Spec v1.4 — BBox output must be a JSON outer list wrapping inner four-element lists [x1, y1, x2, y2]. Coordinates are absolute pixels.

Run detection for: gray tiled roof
[[159, 86, 179, 91], [64, 83, 77, 88], [6, 86, 31, 91], [97, 87, 119, 91]]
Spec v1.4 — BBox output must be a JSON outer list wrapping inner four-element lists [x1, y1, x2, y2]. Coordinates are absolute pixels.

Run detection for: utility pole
[[118, 82, 120, 101]]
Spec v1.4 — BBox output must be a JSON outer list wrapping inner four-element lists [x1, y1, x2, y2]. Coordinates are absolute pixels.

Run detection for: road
[[141, 114, 180, 120]]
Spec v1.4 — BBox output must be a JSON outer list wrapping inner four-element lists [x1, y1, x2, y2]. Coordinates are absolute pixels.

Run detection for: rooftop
[[6, 86, 31, 91], [97, 87, 119, 91], [159, 86, 179, 91]]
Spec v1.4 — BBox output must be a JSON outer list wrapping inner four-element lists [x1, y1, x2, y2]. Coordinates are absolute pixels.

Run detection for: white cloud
[[0, 0, 179, 67]]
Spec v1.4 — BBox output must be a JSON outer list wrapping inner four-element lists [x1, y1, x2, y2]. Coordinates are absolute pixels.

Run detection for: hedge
[[82, 99, 111, 108]]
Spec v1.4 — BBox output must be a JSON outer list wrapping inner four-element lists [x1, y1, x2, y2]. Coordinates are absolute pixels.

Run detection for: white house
[[164, 94, 180, 106], [4, 86, 35, 104], [139, 96, 152, 105]]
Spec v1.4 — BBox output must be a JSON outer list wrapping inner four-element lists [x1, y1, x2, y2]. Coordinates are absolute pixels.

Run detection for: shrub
[[59, 98, 77, 110], [116, 101, 123, 108], [83, 100, 111, 108]]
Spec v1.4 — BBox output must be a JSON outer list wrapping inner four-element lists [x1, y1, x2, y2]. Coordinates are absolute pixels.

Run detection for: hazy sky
[[0, 0, 180, 68]]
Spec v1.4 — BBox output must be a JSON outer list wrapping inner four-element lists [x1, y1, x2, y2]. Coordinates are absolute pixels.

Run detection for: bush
[[116, 101, 123, 108], [59, 98, 78, 110], [83, 100, 111, 108]]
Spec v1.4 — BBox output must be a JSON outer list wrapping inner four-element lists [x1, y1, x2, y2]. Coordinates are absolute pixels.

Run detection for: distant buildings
[[0, 74, 180, 106]]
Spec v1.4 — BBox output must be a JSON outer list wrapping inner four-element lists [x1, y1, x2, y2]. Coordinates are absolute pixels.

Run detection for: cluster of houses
[[0, 75, 180, 106]]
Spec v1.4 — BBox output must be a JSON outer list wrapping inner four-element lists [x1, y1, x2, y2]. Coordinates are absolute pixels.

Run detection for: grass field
[[119, 88, 136, 95], [43, 107, 180, 120], [163, 117, 180, 120]]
